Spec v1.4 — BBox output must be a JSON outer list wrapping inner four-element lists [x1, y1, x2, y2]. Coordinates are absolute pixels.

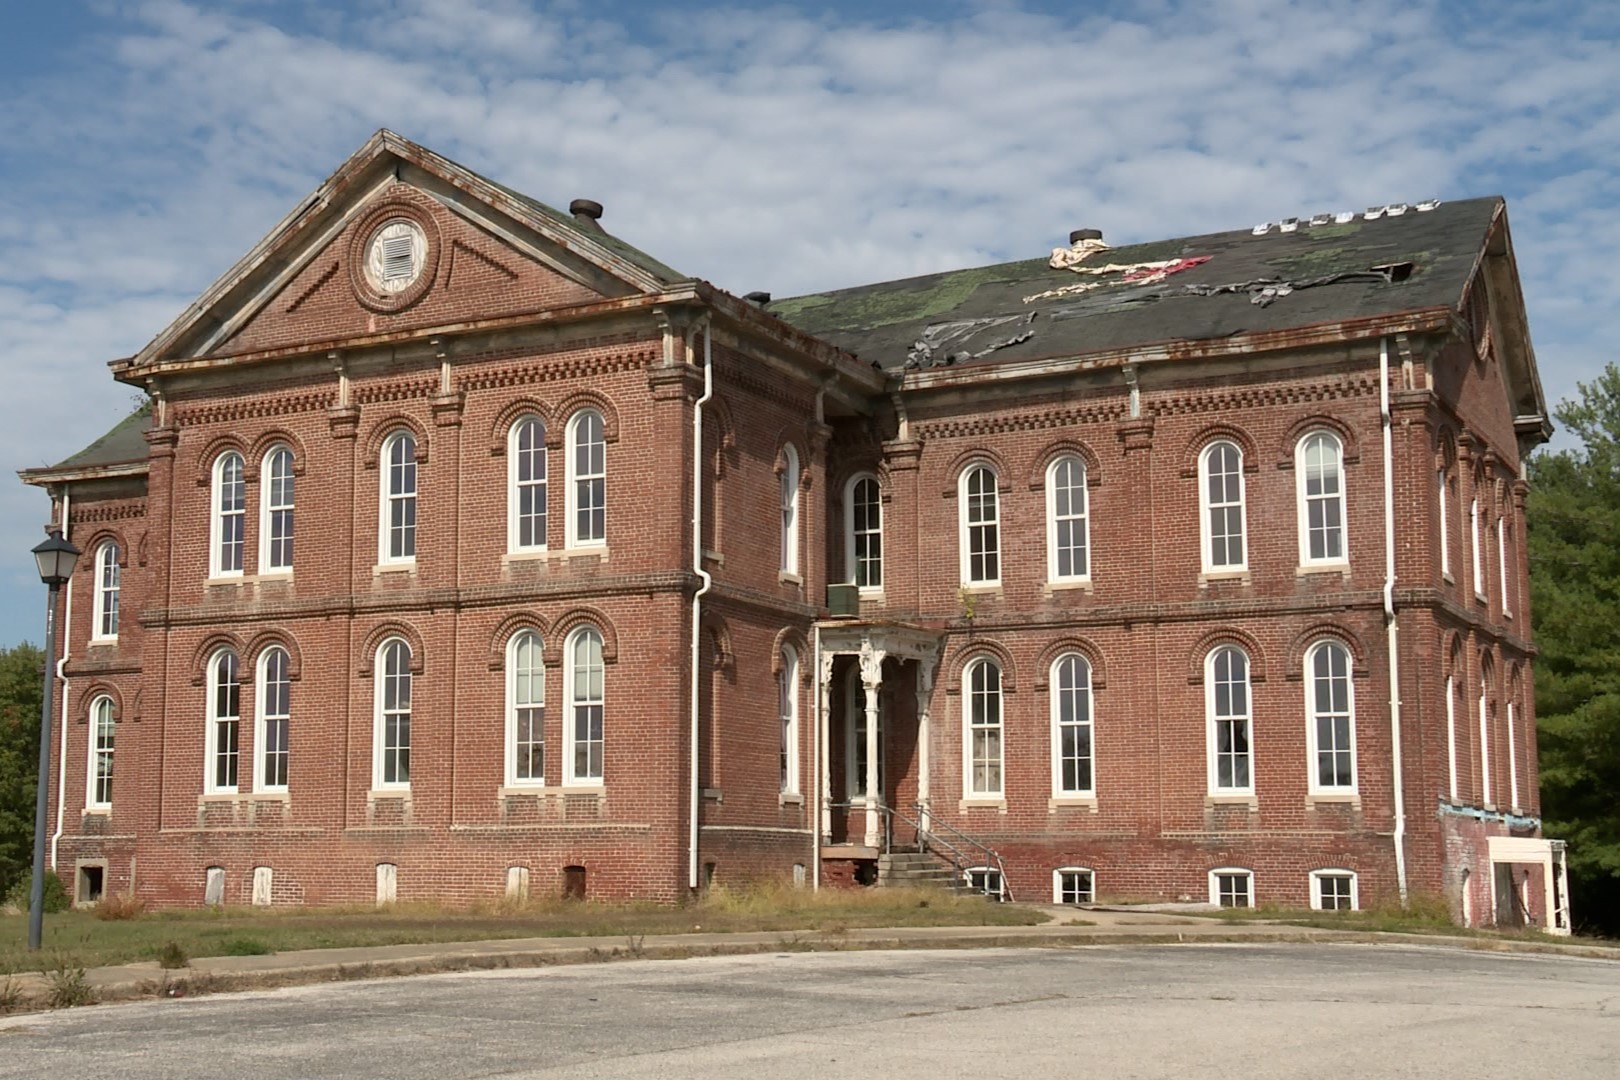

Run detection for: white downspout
[[1382, 337, 1409, 906], [688, 322, 713, 892], [51, 487, 72, 872]]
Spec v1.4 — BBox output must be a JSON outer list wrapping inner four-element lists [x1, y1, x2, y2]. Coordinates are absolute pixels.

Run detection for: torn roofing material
[[771, 197, 1502, 372]]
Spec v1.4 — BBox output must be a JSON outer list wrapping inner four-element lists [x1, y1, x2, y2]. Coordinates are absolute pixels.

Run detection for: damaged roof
[[771, 197, 1501, 371], [19, 403, 151, 483]]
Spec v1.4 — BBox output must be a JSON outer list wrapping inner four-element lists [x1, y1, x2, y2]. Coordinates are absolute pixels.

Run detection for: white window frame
[[1498, 514, 1511, 617], [1053, 867, 1095, 905], [87, 694, 115, 810], [379, 432, 417, 566], [1310, 869, 1359, 911], [1199, 440, 1247, 572], [1209, 867, 1254, 908], [1445, 673, 1459, 800], [1438, 467, 1451, 578], [210, 451, 246, 578], [255, 646, 290, 793], [780, 443, 800, 576], [963, 658, 1004, 798], [205, 649, 241, 794], [1506, 698, 1519, 811], [91, 540, 119, 641], [1206, 646, 1253, 795], [506, 629, 546, 787], [844, 473, 882, 592], [779, 645, 799, 794], [1305, 640, 1356, 794], [564, 626, 605, 785], [507, 416, 548, 553], [958, 464, 1001, 587], [259, 444, 295, 575], [1050, 653, 1094, 797], [566, 410, 606, 549], [964, 866, 1005, 899], [1044, 455, 1091, 583], [1296, 431, 1346, 566], [1479, 672, 1492, 806], [1470, 496, 1484, 599], [373, 638, 412, 791]]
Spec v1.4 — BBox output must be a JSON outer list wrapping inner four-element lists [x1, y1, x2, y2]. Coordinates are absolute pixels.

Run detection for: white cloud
[[0, 0, 1616, 644]]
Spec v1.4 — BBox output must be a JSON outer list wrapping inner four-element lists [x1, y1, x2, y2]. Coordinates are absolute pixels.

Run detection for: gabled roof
[[123, 129, 690, 371], [772, 197, 1503, 373]]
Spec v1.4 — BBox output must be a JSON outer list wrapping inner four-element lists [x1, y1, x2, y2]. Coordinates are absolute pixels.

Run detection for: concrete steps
[[876, 851, 968, 891]]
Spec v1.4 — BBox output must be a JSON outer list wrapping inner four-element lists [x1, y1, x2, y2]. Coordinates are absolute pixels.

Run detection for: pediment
[[134, 131, 682, 367]]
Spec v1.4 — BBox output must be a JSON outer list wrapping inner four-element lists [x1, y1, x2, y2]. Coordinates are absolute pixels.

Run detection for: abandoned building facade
[[21, 131, 1569, 929]]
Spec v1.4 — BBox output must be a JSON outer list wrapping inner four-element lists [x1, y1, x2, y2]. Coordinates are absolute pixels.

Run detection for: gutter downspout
[[51, 487, 72, 872], [688, 321, 713, 893], [1382, 337, 1409, 906]]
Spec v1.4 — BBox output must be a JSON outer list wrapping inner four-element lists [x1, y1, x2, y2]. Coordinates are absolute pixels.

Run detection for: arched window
[[779, 444, 801, 575], [206, 649, 241, 793], [565, 627, 605, 783], [779, 645, 799, 794], [1297, 432, 1345, 564], [1206, 646, 1251, 793], [1046, 456, 1090, 582], [959, 465, 1000, 586], [1470, 493, 1485, 598], [87, 695, 115, 809], [374, 638, 412, 789], [1499, 512, 1513, 617], [260, 445, 295, 573], [1050, 653, 1093, 796], [1445, 668, 1460, 801], [1199, 441, 1246, 571], [507, 630, 545, 786], [1506, 669, 1521, 811], [211, 451, 246, 577], [964, 658, 1003, 797], [1437, 465, 1452, 577], [845, 474, 882, 590], [380, 432, 417, 565], [508, 417, 547, 552], [92, 541, 120, 640], [1305, 641, 1354, 791], [1478, 662, 1492, 806], [567, 410, 606, 547], [256, 646, 290, 791]]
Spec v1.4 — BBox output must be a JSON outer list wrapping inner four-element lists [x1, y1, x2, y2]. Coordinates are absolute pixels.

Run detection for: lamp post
[[29, 528, 79, 951]]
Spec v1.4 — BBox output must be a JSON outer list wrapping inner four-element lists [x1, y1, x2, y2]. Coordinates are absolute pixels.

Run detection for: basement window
[[1210, 868, 1253, 908], [76, 864, 105, 906], [1054, 868, 1094, 905], [965, 867, 1005, 900]]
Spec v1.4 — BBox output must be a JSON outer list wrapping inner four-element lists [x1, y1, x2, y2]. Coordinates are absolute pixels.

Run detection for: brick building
[[20, 131, 1569, 928]]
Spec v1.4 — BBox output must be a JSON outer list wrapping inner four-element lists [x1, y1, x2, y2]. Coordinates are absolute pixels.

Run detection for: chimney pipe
[[1069, 228, 1103, 245], [743, 291, 771, 307], [570, 199, 605, 233]]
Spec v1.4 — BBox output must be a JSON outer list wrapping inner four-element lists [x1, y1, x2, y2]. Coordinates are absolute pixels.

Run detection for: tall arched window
[[206, 649, 241, 793], [256, 646, 290, 791], [567, 410, 606, 547], [779, 645, 799, 794], [374, 638, 412, 790], [380, 432, 417, 564], [959, 465, 1000, 586], [1046, 456, 1090, 582], [87, 695, 115, 809], [260, 445, 295, 573], [507, 630, 545, 786], [92, 541, 120, 640], [964, 658, 1003, 797], [1506, 668, 1521, 811], [1437, 464, 1452, 577], [508, 417, 547, 552], [1470, 492, 1485, 598], [1206, 645, 1251, 793], [1498, 511, 1513, 617], [211, 451, 246, 578], [1445, 669, 1459, 801], [780, 444, 801, 575], [1305, 641, 1355, 791], [845, 474, 882, 590], [1199, 441, 1246, 571], [1050, 653, 1094, 796], [1478, 660, 1492, 806], [565, 627, 605, 783], [1297, 432, 1345, 565]]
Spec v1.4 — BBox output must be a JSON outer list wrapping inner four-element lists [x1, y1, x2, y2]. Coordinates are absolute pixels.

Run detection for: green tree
[[0, 642, 45, 903], [1529, 363, 1620, 936]]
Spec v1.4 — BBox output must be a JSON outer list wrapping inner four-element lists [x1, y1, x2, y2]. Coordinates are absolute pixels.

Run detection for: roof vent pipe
[[743, 291, 771, 306], [1069, 228, 1103, 244], [570, 199, 605, 232]]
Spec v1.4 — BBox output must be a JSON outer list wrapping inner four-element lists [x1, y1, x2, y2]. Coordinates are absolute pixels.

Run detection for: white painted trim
[[1295, 430, 1347, 567], [1437, 467, 1450, 577], [1470, 496, 1485, 599], [1309, 868, 1359, 910], [253, 646, 291, 793], [780, 443, 800, 575], [372, 637, 412, 792], [204, 649, 241, 794], [1052, 866, 1095, 905], [1303, 640, 1358, 796], [506, 415, 549, 555], [1048, 652, 1095, 798], [1208, 867, 1254, 907], [1198, 440, 1247, 573], [565, 409, 607, 549], [843, 472, 883, 591], [957, 463, 1001, 587], [1478, 674, 1492, 806], [962, 657, 1004, 799], [209, 451, 246, 579], [85, 694, 114, 810], [563, 626, 605, 785], [1506, 701, 1519, 811], [779, 644, 800, 795], [378, 431, 417, 567], [90, 540, 119, 642], [1445, 675, 1459, 800], [257, 444, 296, 575], [1498, 516, 1511, 617], [1044, 455, 1091, 584], [1205, 646, 1254, 796], [505, 629, 546, 789]]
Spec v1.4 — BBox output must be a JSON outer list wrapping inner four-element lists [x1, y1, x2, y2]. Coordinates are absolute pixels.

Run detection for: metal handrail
[[825, 798, 1012, 902]]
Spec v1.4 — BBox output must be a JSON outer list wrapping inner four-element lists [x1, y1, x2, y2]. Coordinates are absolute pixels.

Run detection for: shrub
[[156, 942, 189, 970], [95, 893, 146, 921], [222, 936, 272, 956], [44, 959, 93, 1009], [3, 870, 71, 914]]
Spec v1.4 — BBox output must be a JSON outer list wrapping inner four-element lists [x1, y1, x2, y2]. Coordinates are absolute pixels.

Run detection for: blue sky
[[2, 0, 1617, 647]]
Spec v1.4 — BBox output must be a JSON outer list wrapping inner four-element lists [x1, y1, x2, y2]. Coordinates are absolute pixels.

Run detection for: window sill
[[563, 544, 609, 561], [1474, 591, 1488, 605], [856, 586, 884, 600], [502, 549, 550, 564], [83, 807, 111, 816], [779, 792, 805, 806], [959, 797, 1007, 811], [257, 568, 294, 580], [959, 582, 1002, 594], [1296, 561, 1350, 577], [205, 574, 245, 587], [703, 548, 725, 565], [778, 571, 803, 586], [1442, 572, 1455, 585], [499, 785, 547, 797], [1048, 795, 1098, 812], [88, 635, 118, 647], [367, 788, 412, 800], [1044, 578, 1092, 594], [372, 561, 416, 576], [252, 791, 290, 802], [1205, 794, 1258, 810], [199, 791, 242, 802], [1306, 792, 1360, 808], [1199, 569, 1249, 585], [557, 783, 605, 795]]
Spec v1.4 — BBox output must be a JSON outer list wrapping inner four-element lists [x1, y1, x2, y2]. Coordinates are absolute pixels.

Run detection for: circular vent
[[365, 219, 428, 294]]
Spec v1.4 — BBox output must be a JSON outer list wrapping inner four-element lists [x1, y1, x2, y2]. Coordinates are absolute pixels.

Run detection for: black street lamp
[[29, 528, 79, 950]]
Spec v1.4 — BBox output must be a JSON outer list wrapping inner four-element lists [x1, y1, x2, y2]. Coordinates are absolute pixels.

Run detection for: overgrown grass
[[0, 884, 1039, 972]]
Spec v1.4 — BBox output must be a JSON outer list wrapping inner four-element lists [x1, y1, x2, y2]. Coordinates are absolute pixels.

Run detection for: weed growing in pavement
[[44, 957, 94, 1009], [156, 942, 189, 969]]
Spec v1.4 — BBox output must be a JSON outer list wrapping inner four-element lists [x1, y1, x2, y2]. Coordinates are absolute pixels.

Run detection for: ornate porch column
[[819, 650, 835, 843], [859, 641, 886, 848], [916, 660, 935, 833]]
